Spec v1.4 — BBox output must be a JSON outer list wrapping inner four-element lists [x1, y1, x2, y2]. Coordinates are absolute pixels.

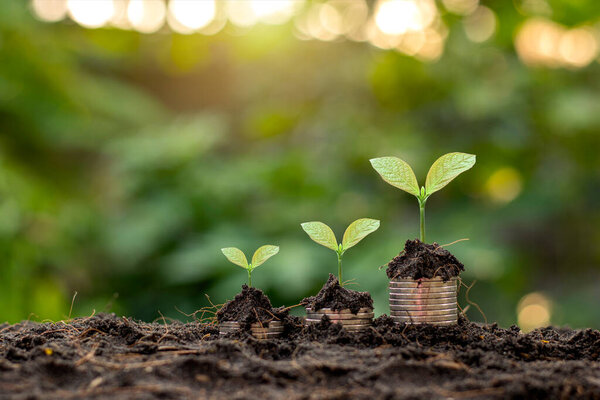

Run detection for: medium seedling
[[301, 218, 380, 286], [221, 245, 279, 287], [370, 152, 475, 243]]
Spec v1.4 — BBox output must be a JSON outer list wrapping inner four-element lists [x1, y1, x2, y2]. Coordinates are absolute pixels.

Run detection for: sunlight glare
[[517, 292, 552, 332], [31, 0, 67, 22], [168, 0, 216, 32], [463, 6, 496, 43], [128, 0, 166, 33], [374, 0, 436, 36], [67, 0, 115, 28]]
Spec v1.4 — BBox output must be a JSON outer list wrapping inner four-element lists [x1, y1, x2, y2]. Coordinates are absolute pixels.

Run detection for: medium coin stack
[[389, 277, 457, 325], [219, 320, 284, 340], [305, 307, 373, 331]]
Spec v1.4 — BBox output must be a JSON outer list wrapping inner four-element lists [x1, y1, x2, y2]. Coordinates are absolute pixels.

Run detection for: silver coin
[[305, 318, 372, 325], [389, 281, 456, 288], [389, 297, 456, 305], [306, 312, 374, 320], [389, 286, 456, 293], [390, 277, 457, 284], [389, 309, 458, 317], [390, 315, 457, 322], [305, 307, 373, 314], [389, 303, 457, 310]]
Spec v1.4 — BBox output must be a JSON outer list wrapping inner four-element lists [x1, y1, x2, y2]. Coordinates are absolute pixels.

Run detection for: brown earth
[[301, 274, 374, 314], [387, 239, 465, 281], [1, 313, 600, 399]]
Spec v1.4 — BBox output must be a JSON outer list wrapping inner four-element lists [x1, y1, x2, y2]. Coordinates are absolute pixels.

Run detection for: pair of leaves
[[301, 218, 380, 253], [221, 245, 279, 270], [370, 152, 476, 199]]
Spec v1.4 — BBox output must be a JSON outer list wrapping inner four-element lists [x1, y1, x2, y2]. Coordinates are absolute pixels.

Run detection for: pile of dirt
[[386, 239, 465, 281], [216, 285, 287, 325], [301, 274, 373, 314], [2, 313, 600, 399]]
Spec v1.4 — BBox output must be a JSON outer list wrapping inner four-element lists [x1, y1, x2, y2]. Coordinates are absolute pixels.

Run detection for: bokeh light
[[67, 0, 115, 29], [485, 167, 523, 204], [31, 0, 67, 22], [168, 0, 216, 33], [127, 0, 166, 34], [442, 0, 479, 16], [463, 6, 496, 43], [517, 292, 552, 332], [516, 18, 599, 69], [374, 0, 435, 36]]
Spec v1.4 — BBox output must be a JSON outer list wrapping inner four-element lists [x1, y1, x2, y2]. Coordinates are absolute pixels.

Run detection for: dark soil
[[301, 274, 373, 313], [216, 285, 287, 326], [2, 313, 600, 399], [387, 239, 465, 281]]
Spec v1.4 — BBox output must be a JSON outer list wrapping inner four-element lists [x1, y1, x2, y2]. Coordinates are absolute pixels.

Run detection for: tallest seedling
[[370, 152, 476, 243]]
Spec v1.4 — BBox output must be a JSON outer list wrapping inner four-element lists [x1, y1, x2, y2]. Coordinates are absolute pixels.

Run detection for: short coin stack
[[389, 277, 457, 325], [219, 320, 283, 339], [305, 307, 373, 331]]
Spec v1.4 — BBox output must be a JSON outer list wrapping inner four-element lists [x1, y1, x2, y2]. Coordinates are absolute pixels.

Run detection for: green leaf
[[301, 221, 338, 251], [370, 157, 420, 197], [425, 152, 476, 196], [221, 247, 248, 269], [251, 245, 279, 268], [342, 218, 380, 250]]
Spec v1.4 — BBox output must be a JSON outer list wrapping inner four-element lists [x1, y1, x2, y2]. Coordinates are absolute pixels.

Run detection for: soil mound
[[301, 274, 373, 314], [386, 239, 464, 281], [216, 285, 286, 325]]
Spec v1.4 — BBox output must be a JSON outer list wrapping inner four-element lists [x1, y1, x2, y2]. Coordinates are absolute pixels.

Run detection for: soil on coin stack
[[301, 273, 373, 314], [387, 239, 465, 281], [216, 285, 287, 326], [2, 313, 600, 399]]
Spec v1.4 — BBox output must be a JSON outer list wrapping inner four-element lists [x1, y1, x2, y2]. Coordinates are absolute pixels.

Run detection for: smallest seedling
[[301, 218, 380, 286], [221, 245, 279, 287]]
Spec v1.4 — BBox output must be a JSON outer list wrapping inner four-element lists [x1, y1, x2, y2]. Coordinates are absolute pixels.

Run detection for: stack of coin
[[219, 320, 284, 339], [389, 277, 457, 325], [305, 307, 373, 331]]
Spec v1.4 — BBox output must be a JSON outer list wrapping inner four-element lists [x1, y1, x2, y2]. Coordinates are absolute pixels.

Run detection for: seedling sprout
[[370, 152, 475, 243], [221, 245, 279, 287], [301, 218, 380, 285]]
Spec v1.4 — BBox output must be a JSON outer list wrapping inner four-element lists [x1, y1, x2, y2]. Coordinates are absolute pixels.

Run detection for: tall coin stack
[[389, 277, 457, 325]]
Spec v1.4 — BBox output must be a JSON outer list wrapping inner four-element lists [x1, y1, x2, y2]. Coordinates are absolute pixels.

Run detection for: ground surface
[[1, 313, 600, 399]]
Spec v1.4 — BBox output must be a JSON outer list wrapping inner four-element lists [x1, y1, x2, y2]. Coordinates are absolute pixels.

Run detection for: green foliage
[[221, 245, 279, 287], [301, 219, 380, 285], [371, 153, 475, 242]]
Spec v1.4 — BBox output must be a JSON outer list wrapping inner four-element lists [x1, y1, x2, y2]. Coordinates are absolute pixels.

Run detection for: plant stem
[[247, 269, 252, 287], [337, 253, 343, 286], [419, 199, 426, 243]]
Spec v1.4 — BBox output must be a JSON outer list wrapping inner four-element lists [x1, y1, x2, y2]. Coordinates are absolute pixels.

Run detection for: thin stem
[[419, 199, 426, 243], [247, 269, 252, 287], [337, 253, 343, 286]]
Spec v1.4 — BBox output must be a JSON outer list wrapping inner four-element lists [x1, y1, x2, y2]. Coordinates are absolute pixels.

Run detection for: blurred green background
[[2, 0, 600, 330]]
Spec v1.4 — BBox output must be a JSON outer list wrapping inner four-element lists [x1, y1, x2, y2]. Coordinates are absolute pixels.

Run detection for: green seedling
[[370, 152, 475, 243], [221, 245, 279, 287], [301, 218, 380, 285]]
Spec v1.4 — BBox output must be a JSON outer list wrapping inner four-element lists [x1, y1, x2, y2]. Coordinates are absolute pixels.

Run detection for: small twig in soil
[[75, 343, 100, 367], [462, 280, 487, 324], [281, 303, 303, 311]]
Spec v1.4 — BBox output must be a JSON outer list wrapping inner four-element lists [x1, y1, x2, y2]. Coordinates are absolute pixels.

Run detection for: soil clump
[[301, 274, 373, 314], [216, 285, 287, 326], [387, 239, 465, 281]]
